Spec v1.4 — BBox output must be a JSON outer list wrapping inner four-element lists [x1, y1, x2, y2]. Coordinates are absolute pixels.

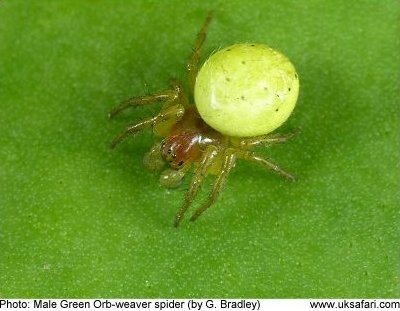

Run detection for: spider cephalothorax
[[109, 13, 299, 227]]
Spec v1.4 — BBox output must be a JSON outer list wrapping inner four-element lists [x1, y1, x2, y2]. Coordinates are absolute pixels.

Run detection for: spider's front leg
[[109, 81, 188, 148], [174, 144, 219, 227], [190, 148, 236, 222], [108, 82, 182, 118], [110, 103, 185, 148]]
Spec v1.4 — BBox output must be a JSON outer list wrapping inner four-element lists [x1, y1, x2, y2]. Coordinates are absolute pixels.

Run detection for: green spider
[[109, 13, 299, 227]]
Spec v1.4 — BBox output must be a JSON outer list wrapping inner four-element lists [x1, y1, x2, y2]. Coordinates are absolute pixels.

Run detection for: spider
[[109, 13, 299, 227]]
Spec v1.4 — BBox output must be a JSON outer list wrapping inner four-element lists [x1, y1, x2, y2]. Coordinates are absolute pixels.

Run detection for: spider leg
[[190, 149, 236, 222], [174, 145, 218, 227], [108, 82, 182, 118], [187, 11, 213, 94], [238, 151, 296, 181], [110, 103, 184, 148], [237, 128, 300, 148]]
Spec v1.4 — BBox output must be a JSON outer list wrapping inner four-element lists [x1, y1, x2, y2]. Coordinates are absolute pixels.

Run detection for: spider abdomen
[[195, 43, 299, 137]]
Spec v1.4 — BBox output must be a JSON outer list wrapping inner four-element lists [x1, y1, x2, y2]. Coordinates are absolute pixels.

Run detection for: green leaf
[[1, 0, 399, 298]]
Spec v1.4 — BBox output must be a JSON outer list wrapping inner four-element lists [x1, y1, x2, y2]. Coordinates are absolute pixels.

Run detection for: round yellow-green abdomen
[[194, 43, 299, 137]]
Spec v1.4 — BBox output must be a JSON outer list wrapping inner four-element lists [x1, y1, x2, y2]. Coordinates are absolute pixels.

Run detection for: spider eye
[[178, 160, 184, 167], [172, 153, 177, 159]]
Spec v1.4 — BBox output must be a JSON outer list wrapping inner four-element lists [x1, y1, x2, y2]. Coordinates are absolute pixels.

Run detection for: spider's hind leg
[[237, 129, 301, 148], [238, 150, 296, 182], [187, 12, 213, 94]]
